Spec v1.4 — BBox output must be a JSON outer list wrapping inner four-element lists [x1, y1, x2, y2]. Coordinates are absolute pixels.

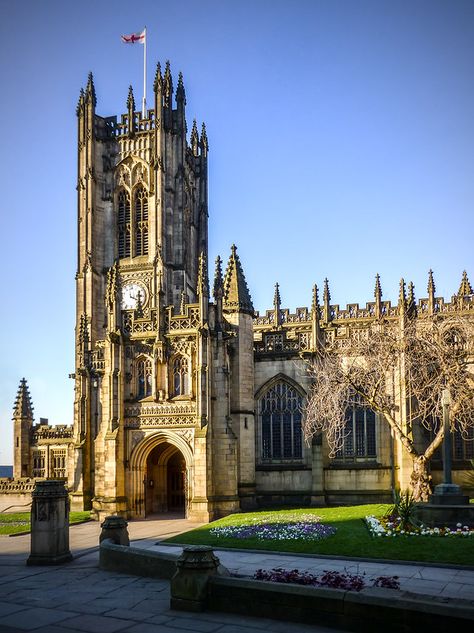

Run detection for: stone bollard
[[170, 545, 229, 612], [100, 515, 130, 546], [27, 480, 72, 566]]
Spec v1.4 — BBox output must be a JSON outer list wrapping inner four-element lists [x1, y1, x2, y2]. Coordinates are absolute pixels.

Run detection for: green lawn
[[0, 511, 91, 535], [165, 505, 474, 566]]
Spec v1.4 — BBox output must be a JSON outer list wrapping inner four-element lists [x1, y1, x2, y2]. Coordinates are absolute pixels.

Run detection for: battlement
[[254, 273, 474, 330], [31, 424, 73, 441]]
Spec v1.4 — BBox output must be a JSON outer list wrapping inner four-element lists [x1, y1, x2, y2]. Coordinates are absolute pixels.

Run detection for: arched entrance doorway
[[144, 442, 186, 516], [128, 430, 194, 519]]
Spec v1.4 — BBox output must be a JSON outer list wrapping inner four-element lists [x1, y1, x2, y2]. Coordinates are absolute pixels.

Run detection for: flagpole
[[142, 26, 147, 118]]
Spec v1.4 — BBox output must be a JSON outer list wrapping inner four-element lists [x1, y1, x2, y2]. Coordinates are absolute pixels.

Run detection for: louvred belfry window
[[134, 186, 149, 256], [118, 190, 131, 258]]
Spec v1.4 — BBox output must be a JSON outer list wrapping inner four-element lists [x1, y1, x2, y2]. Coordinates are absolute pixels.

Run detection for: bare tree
[[304, 315, 474, 501]]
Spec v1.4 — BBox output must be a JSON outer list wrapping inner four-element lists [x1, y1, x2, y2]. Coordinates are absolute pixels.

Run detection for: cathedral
[[10, 64, 474, 521]]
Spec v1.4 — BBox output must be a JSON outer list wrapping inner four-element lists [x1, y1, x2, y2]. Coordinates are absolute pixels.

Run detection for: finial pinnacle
[[398, 278, 407, 307], [312, 283, 319, 311], [200, 122, 209, 153], [458, 270, 473, 297], [213, 255, 224, 300], [153, 61, 162, 91], [374, 273, 382, 299], [85, 72, 97, 107], [13, 378, 34, 419], [197, 251, 209, 296], [127, 85, 135, 111], [223, 244, 254, 314], [176, 71, 186, 103], [191, 119, 199, 155], [427, 269, 435, 294]]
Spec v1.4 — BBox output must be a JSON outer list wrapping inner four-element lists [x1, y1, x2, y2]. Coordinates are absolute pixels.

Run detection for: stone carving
[[117, 163, 131, 188], [125, 416, 196, 428], [175, 428, 194, 447], [105, 262, 120, 311], [125, 402, 196, 417], [132, 162, 148, 186]]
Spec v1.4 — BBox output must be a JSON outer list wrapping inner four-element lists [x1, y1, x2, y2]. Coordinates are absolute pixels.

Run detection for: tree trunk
[[410, 456, 433, 502]]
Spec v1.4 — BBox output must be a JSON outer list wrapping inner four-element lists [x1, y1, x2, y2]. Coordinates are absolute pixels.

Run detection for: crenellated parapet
[[253, 271, 474, 356], [31, 424, 73, 442]]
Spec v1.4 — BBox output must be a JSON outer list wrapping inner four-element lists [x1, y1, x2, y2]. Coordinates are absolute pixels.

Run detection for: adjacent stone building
[[11, 64, 474, 521]]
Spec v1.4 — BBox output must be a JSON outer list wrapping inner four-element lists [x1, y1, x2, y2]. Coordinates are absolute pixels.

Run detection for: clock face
[[121, 282, 146, 310]]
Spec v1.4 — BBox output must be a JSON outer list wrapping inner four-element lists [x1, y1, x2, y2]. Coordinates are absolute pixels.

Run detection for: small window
[[137, 358, 152, 399], [33, 450, 46, 478], [50, 449, 67, 478], [172, 356, 189, 396]]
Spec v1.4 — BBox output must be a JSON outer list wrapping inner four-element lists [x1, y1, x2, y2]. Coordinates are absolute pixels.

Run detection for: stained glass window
[[259, 381, 303, 461], [336, 396, 376, 459]]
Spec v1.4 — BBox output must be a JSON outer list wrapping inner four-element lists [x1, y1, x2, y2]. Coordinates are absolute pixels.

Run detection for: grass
[[165, 504, 474, 566], [0, 511, 92, 535]]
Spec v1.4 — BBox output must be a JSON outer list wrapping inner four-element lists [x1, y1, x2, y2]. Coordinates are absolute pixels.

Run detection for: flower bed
[[254, 567, 400, 591], [366, 514, 474, 537], [210, 514, 336, 541]]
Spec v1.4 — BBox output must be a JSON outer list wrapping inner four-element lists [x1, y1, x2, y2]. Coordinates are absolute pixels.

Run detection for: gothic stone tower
[[71, 64, 231, 520], [13, 378, 34, 478]]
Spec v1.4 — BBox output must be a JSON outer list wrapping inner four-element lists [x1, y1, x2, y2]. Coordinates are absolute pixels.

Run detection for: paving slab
[[58, 614, 131, 632], [0, 606, 78, 630]]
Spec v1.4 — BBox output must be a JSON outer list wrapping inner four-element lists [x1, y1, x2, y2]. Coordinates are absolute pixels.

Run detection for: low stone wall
[[207, 576, 474, 633], [0, 479, 35, 512], [99, 539, 178, 579], [98, 540, 474, 632]]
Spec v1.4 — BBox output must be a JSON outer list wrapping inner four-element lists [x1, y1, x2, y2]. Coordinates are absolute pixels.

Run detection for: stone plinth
[[27, 480, 72, 565], [171, 545, 229, 611], [429, 483, 469, 506], [414, 502, 474, 528], [100, 515, 130, 546]]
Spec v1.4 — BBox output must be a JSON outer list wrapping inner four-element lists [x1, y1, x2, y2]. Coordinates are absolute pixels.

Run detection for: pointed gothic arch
[[128, 431, 194, 518], [170, 354, 190, 397], [117, 188, 131, 258], [133, 184, 149, 256], [135, 355, 153, 399], [256, 374, 306, 463]]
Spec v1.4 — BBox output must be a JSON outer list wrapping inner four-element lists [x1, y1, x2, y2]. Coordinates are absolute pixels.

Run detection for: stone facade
[[11, 64, 474, 521]]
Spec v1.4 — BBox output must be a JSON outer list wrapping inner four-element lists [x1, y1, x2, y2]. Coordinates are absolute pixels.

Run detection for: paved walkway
[[0, 517, 473, 632]]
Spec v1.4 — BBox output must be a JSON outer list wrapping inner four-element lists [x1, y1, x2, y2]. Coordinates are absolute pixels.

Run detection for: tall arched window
[[336, 396, 376, 459], [137, 358, 152, 399], [118, 190, 131, 258], [134, 186, 149, 256], [172, 356, 189, 396], [259, 381, 303, 461]]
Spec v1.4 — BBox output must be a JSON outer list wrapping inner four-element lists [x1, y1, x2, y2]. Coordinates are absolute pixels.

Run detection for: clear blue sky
[[1, 0, 473, 465]]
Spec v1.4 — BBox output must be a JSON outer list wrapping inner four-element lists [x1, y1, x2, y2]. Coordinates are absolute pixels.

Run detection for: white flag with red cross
[[121, 29, 146, 44]]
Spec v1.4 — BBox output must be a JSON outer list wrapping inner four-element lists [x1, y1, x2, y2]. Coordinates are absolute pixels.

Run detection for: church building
[[11, 64, 474, 521]]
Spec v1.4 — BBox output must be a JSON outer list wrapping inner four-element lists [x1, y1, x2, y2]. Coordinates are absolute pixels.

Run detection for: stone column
[[27, 480, 72, 566]]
